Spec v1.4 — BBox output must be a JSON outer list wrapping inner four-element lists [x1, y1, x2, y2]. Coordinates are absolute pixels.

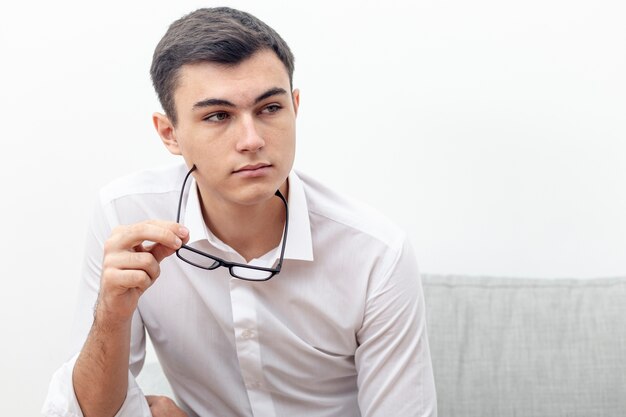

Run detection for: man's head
[[150, 7, 295, 125], [151, 8, 300, 208]]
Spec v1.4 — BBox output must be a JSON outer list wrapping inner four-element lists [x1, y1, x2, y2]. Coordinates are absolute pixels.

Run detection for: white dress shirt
[[42, 162, 437, 417]]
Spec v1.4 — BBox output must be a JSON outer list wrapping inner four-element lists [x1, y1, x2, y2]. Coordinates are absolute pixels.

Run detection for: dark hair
[[150, 7, 295, 125]]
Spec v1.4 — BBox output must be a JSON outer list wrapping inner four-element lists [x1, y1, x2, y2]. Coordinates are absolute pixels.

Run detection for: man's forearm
[[72, 316, 132, 417], [70, 221, 188, 417]]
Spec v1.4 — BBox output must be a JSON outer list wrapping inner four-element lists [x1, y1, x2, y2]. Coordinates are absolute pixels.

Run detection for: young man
[[43, 7, 436, 417]]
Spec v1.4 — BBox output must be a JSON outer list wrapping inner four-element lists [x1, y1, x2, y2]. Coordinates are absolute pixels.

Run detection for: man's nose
[[235, 115, 265, 152]]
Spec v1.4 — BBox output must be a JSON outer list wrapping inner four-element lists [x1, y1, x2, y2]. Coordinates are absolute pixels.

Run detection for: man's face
[[160, 50, 299, 207]]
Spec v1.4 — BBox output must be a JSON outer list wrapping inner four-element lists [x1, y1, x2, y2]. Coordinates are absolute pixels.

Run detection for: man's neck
[[197, 183, 288, 263]]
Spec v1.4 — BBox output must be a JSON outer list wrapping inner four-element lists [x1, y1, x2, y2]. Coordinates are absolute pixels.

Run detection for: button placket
[[230, 281, 277, 416]]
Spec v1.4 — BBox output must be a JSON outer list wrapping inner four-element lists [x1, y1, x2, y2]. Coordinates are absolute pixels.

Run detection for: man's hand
[[146, 395, 189, 417], [97, 220, 189, 327]]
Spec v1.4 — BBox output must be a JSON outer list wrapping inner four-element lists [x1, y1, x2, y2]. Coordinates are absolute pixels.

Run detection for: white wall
[[1, 0, 624, 414]]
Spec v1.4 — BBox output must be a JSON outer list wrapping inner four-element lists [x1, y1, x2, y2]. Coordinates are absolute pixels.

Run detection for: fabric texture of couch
[[423, 274, 626, 416]]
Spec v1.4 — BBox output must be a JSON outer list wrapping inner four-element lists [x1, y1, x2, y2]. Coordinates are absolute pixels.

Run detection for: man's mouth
[[233, 163, 272, 176]]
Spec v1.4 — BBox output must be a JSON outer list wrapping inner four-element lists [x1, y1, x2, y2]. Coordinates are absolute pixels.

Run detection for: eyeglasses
[[175, 165, 289, 281]]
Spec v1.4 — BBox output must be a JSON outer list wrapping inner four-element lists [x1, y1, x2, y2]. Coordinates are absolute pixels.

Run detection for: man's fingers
[[151, 233, 190, 263], [150, 243, 177, 264], [103, 251, 161, 280], [145, 395, 188, 417], [96, 220, 190, 322], [101, 269, 153, 293], [106, 221, 188, 253]]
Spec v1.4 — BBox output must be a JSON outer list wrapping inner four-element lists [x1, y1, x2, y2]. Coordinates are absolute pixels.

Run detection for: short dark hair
[[150, 7, 295, 125]]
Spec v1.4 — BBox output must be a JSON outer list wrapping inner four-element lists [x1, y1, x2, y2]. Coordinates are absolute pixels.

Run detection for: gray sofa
[[423, 274, 626, 417], [138, 274, 626, 416]]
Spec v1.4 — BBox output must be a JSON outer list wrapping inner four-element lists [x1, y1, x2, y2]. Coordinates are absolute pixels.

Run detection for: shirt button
[[247, 380, 261, 389], [241, 329, 255, 339]]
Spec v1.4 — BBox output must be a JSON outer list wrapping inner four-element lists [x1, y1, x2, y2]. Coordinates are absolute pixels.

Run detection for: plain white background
[[1, 0, 624, 414]]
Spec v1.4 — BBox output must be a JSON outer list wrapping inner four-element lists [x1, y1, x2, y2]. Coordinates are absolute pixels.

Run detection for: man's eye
[[261, 104, 282, 114], [205, 112, 230, 122]]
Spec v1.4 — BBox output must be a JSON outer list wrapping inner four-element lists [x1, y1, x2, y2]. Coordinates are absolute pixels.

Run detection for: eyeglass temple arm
[[177, 165, 197, 222], [273, 189, 289, 269]]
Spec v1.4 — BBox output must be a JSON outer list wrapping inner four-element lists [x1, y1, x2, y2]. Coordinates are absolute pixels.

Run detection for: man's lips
[[233, 163, 273, 177], [234, 162, 271, 173]]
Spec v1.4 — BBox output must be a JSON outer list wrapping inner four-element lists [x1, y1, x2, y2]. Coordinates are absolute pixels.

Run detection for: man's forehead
[[174, 51, 291, 106]]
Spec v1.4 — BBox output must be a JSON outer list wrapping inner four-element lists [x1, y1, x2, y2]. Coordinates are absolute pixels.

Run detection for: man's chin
[[228, 185, 283, 207]]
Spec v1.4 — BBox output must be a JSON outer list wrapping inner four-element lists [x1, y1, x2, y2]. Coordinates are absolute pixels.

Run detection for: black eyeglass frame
[[175, 165, 289, 281]]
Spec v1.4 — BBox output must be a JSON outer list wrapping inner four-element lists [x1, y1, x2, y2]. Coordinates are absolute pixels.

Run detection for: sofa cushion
[[422, 274, 626, 417]]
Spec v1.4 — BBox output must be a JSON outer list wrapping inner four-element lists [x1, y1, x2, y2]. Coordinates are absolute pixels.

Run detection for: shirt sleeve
[[354, 236, 438, 417], [41, 352, 152, 417], [41, 195, 152, 417]]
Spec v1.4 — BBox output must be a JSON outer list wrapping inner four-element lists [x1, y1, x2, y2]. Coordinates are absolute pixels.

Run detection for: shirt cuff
[[41, 353, 152, 417]]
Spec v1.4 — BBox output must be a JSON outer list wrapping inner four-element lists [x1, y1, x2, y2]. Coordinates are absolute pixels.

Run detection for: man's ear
[[153, 112, 182, 155], [292, 88, 300, 116]]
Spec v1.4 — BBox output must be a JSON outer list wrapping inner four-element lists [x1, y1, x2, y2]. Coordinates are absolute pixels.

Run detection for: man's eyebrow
[[192, 87, 288, 110], [254, 87, 288, 104], [193, 98, 235, 109]]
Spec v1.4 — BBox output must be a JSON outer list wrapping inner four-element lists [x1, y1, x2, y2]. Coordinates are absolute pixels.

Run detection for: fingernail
[[178, 227, 189, 237], [175, 237, 183, 247]]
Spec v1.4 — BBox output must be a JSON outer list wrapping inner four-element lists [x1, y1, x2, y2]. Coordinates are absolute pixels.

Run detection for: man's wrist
[[92, 292, 136, 331], [93, 305, 133, 334]]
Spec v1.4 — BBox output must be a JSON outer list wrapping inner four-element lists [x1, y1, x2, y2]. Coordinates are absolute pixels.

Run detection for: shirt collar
[[182, 171, 314, 263]]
